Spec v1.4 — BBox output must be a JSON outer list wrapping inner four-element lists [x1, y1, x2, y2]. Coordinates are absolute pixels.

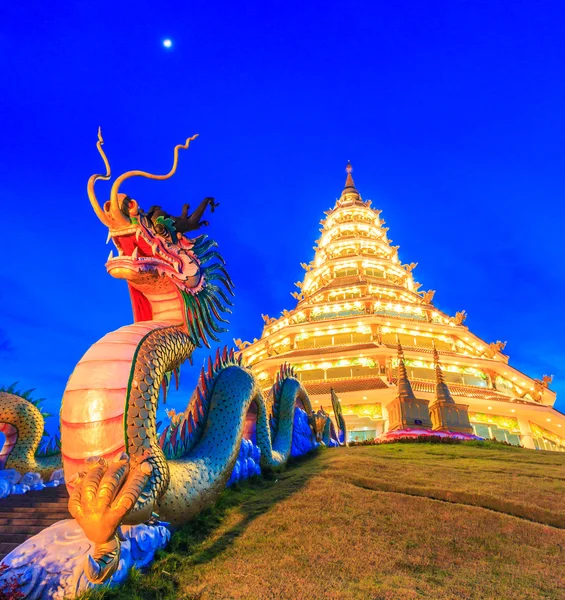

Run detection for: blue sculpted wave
[[291, 407, 320, 457], [0, 519, 170, 597], [227, 437, 262, 486]]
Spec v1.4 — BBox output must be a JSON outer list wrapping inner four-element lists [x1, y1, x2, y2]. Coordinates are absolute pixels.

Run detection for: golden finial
[[342, 160, 359, 195]]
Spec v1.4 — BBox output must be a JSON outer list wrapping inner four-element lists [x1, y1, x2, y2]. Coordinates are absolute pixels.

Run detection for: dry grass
[[86, 442, 565, 600]]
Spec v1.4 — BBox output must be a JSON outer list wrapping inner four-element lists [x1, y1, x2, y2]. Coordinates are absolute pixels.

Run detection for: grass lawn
[[86, 442, 565, 599]]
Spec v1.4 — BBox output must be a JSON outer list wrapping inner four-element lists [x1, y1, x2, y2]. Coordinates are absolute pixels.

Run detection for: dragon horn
[[87, 128, 112, 227], [108, 134, 199, 219]]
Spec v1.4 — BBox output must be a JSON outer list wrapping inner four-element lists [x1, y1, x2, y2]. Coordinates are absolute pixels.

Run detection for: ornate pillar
[[289, 333, 297, 350], [517, 417, 536, 450], [377, 357, 386, 375]]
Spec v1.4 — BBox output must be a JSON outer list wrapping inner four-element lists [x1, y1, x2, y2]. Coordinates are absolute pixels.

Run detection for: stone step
[[0, 510, 70, 519], [0, 486, 72, 560], [0, 532, 31, 544], [0, 525, 46, 537], [0, 542, 20, 556], [0, 517, 66, 527], [0, 491, 68, 506], [0, 500, 69, 509]]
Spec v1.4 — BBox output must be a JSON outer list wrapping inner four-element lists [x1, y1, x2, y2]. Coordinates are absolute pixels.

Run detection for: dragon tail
[[330, 387, 347, 446]]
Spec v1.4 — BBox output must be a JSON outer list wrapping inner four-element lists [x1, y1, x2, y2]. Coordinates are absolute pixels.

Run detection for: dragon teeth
[[108, 249, 114, 261], [106, 230, 111, 244], [132, 247, 139, 260]]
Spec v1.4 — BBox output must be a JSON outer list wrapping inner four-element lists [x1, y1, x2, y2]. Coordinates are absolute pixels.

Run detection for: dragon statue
[[44, 130, 334, 586], [0, 384, 61, 478]]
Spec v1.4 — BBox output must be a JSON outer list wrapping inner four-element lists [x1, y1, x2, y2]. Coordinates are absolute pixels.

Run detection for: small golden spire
[[345, 160, 355, 187], [342, 160, 359, 196], [433, 346, 454, 404], [397, 343, 416, 400]]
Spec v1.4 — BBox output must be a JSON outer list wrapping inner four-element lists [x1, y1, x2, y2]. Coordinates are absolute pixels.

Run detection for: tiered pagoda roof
[[237, 164, 556, 411]]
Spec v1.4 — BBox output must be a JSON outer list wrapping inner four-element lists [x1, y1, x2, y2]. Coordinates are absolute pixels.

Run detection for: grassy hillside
[[88, 442, 565, 600]]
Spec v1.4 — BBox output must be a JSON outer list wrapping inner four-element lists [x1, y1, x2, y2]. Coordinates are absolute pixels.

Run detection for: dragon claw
[[86, 554, 101, 580], [69, 454, 155, 583], [84, 536, 121, 584], [113, 451, 129, 463]]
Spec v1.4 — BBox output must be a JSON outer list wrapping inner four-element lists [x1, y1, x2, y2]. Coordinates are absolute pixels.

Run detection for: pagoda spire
[[341, 161, 359, 197], [433, 346, 455, 404], [397, 343, 416, 400]]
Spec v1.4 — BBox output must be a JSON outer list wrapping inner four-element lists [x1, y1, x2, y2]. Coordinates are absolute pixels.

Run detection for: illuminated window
[[326, 366, 352, 379], [295, 330, 371, 349], [347, 429, 377, 442], [472, 424, 520, 446], [365, 267, 384, 278], [351, 331, 372, 343], [374, 306, 427, 321], [392, 363, 487, 388], [311, 306, 365, 321], [296, 337, 315, 350], [462, 373, 487, 387], [298, 369, 325, 382], [351, 365, 376, 377], [334, 332, 353, 345], [495, 376, 514, 394], [335, 267, 359, 278], [313, 334, 333, 347], [381, 332, 398, 345], [329, 288, 361, 301]]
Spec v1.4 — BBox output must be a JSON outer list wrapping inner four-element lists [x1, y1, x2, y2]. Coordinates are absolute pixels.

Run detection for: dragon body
[[0, 387, 61, 478], [56, 131, 328, 584]]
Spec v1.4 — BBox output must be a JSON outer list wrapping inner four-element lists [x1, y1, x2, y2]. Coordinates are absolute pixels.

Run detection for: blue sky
[[1, 0, 564, 428]]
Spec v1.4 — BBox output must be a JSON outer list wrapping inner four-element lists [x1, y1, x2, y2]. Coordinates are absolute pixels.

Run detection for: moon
[[163, 39, 172, 49]]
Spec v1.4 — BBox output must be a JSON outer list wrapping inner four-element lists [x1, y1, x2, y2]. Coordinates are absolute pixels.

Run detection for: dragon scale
[[0, 391, 61, 478]]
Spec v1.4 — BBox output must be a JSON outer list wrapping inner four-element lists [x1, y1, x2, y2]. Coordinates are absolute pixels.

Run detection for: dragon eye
[[152, 215, 176, 240]]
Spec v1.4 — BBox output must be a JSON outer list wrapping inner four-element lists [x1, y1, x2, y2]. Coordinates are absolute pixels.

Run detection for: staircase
[[0, 486, 70, 559]]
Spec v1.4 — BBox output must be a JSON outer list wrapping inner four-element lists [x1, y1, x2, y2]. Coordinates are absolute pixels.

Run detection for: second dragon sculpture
[[0, 384, 61, 478], [60, 131, 328, 584]]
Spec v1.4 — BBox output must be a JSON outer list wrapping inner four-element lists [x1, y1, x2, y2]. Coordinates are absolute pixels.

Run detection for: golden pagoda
[[238, 164, 565, 451]]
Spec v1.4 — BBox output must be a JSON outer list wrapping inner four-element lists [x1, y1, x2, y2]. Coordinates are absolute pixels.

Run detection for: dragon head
[[87, 129, 233, 347]]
